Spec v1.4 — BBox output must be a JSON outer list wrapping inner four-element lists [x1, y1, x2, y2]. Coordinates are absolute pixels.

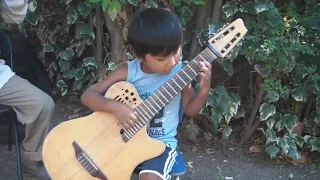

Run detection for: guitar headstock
[[206, 18, 248, 58]]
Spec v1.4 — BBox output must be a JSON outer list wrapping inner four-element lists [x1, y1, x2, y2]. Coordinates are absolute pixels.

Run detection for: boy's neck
[[140, 62, 155, 74]]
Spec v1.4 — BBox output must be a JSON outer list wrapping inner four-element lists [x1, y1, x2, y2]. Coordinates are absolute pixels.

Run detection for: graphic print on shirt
[[139, 91, 165, 138]]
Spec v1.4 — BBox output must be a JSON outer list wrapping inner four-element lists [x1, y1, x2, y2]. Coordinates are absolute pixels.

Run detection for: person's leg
[[0, 74, 55, 178], [135, 144, 178, 180]]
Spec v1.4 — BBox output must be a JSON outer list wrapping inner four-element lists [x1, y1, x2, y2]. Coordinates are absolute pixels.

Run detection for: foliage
[[20, 0, 204, 96], [198, 85, 244, 140], [217, 0, 320, 160]]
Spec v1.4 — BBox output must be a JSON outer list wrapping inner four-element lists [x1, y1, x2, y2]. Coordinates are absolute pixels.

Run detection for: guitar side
[[42, 81, 166, 180]]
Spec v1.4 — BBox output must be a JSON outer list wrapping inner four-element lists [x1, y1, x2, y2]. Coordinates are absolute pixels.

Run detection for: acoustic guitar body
[[42, 81, 166, 180], [42, 18, 248, 180]]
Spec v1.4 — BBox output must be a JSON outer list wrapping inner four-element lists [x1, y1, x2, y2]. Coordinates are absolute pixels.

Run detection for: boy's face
[[140, 47, 181, 75]]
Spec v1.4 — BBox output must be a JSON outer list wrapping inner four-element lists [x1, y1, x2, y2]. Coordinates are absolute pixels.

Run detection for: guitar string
[[123, 48, 217, 139]]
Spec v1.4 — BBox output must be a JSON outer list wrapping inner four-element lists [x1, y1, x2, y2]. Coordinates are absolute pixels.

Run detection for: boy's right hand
[[113, 103, 139, 130]]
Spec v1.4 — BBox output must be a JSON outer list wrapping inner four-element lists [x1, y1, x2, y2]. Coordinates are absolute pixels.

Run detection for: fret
[[168, 79, 178, 93], [139, 103, 153, 118], [199, 54, 205, 61], [156, 89, 169, 103], [149, 96, 162, 109], [172, 78, 182, 90], [135, 107, 148, 123], [162, 85, 174, 99], [186, 63, 198, 76], [123, 132, 130, 139], [145, 98, 159, 112], [181, 68, 192, 80], [141, 100, 156, 116], [176, 74, 186, 85], [153, 93, 166, 106]]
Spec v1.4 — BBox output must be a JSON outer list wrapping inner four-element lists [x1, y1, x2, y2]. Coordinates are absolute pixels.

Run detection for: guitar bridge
[[72, 141, 108, 180]]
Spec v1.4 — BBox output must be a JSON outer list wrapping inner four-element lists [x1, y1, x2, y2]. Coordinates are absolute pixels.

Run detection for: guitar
[[42, 18, 248, 180]]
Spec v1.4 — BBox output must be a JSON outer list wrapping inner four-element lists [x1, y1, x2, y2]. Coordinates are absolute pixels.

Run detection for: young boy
[[81, 8, 211, 180]]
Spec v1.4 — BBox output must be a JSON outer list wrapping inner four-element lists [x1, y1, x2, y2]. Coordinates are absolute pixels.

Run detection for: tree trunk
[[212, 0, 223, 22], [103, 13, 127, 64], [95, 7, 103, 65], [241, 79, 265, 144]]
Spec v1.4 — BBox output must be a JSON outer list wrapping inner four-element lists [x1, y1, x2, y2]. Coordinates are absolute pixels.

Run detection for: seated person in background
[[0, 0, 54, 179], [81, 8, 211, 180]]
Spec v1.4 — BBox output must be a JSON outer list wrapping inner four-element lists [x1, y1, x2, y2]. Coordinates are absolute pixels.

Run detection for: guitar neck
[[135, 47, 217, 126]]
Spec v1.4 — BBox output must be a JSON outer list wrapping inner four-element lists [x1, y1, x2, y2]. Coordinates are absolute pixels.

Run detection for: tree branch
[[96, 7, 103, 65], [187, 1, 208, 60], [103, 13, 127, 64], [212, 0, 223, 22]]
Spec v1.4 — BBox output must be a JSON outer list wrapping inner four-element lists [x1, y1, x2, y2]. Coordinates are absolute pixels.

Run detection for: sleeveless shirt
[[126, 59, 182, 148]]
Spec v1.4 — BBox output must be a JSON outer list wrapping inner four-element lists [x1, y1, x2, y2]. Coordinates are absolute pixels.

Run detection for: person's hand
[[113, 103, 139, 129], [199, 61, 212, 92]]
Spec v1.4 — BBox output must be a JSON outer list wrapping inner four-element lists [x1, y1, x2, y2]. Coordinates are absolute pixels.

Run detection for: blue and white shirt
[[126, 59, 183, 149]]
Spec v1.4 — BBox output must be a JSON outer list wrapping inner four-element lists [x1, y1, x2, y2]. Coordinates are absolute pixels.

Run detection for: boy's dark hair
[[128, 8, 183, 58]]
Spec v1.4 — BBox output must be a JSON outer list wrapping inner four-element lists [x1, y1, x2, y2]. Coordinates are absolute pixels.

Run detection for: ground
[[0, 97, 319, 180]]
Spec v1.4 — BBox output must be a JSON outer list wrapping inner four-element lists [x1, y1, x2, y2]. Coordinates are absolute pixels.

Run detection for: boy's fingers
[[122, 122, 131, 129]]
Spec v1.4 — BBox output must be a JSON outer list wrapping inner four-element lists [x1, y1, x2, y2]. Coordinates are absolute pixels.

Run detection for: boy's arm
[[181, 84, 209, 117], [80, 63, 128, 114]]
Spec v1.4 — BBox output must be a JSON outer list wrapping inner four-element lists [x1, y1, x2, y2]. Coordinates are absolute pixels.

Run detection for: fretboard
[[123, 47, 217, 139]]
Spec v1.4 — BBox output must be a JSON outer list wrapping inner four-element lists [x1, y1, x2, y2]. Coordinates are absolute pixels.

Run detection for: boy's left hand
[[199, 61, 212, 92]]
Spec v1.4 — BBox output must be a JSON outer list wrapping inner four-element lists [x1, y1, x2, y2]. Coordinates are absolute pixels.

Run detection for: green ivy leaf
[[76, 22, 95, 39], [277, 138, 289, 153], [60, 48, 75, 61], [102, 0, 110, 11], [266, 117, 276, 129], [310, 138, 320, 152], [25, 11, 39, 25], [77, 1, 91, 17], [108, 6, 118, 21], [254, 0, 272, 14], [259, 103, 276, 121], [291, 88, 309, 102], [265, 146, 280, 158], [264, 91, 279, 103], [73, 79, 83, 91], [199, 106, 209, 116], [266, 128, 277, 142], [113, 0, 121, 12], [59, 60, 71, 72], [210, 110, 222, 132], [222, 126, 232, 141], [254, 64, 270, 78], [83, 57, 98, 70], [222, 1, 238, 19], [281, 114, 298, 133], [89, 0, 102, 2], [239, 1, 256, 14], [127, 0, 138, 6], [43, 44, 54, 53], [234, 108, 245, 119], [66, 5, 79, 25], [28, 0, 37, 12], [145, 0, 158, 8], [280, 85, 290, 100], [63, 69, 77, 79], [289, 134, 305, 148], [106, 62, 117, 70], [288, 147, 301, 160], [57, 80, 68, 96], [75, 68, 86, 81]]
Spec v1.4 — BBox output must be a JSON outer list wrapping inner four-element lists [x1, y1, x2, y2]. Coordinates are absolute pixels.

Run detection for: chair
[[0, 30, 23, 180]]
